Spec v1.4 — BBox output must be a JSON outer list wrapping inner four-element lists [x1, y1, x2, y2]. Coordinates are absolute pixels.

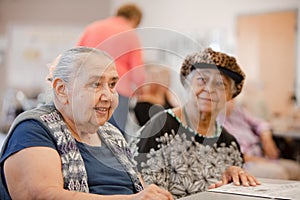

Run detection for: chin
[[97, 121, 106, 126], [198, 105, 213, 112], [92, 118, 105, 127], [199, 109, 213, 114]]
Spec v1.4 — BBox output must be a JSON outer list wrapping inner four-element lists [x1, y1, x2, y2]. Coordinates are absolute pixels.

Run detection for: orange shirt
[[77, 17, 145, 97]]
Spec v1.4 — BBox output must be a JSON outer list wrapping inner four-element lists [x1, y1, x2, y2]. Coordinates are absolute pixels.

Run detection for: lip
[[94, 106, 110, 115], [199, 97, 218, 103]]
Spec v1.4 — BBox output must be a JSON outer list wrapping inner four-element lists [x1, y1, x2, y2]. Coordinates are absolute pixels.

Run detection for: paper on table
[[208, 181, 300, 200]]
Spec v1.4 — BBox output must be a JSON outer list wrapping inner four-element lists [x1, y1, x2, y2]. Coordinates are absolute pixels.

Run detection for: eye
[[215, 78, 230, 91], [196, 76, 207, 84], [108, 81, 117, 89], [215, 80, 224, 87], [92, 82, 101, 88]]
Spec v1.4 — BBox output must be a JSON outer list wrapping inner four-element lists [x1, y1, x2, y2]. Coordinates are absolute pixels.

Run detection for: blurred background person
[[77, 3, 145, 136], [218, 99, 300, 180], [133, 64, 179, 127]]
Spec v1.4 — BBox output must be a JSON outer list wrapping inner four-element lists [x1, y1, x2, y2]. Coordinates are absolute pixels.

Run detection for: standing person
[[0, 47, 173, 200], [218, 99, 300, 180], [130, 48, 260, 199], [77, 3, 145, 136]]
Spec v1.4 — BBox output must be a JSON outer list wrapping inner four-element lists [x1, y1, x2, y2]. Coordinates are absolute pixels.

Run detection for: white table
[[179, 178, 300, 200]]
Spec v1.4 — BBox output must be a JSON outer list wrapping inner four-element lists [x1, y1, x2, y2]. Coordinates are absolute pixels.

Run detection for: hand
[[132, 184, 174, 200], [209, 166, 261, 189]]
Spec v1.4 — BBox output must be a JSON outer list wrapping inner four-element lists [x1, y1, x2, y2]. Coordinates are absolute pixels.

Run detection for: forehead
[[194, 68, 231, 81], [76, 54, 117, 77]]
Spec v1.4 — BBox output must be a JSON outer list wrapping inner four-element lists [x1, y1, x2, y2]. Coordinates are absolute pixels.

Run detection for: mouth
[[199, 97, 218, 103], [94, 107, 110, 114]]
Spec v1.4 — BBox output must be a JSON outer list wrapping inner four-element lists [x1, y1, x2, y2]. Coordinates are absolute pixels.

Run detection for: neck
[[183, 106, 216, 136], [59, 110, 101, 146], [69, 124, 101, 146]]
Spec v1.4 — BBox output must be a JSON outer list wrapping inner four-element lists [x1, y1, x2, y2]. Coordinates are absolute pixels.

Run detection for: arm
[[240, 107, 279, 159], [241, 107, 271, 137], [4, 147, 173, 200], [260, 130, 279, 159], [243, 153, 270, 163]]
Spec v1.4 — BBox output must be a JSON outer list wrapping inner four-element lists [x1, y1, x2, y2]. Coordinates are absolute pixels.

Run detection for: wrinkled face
[[185, 68, 233, 115], [68, 54, 119, 131]]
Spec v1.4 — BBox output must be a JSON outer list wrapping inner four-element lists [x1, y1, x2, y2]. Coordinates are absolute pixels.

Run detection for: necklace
[[182, 106, 220, 138]]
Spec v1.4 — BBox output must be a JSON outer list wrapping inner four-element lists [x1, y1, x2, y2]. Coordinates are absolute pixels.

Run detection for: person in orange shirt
[[77, 3, 145, 136]]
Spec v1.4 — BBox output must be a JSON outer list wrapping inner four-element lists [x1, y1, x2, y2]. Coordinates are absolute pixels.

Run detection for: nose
[[100, 84, 114, 102], [204, 79, 216, 92]]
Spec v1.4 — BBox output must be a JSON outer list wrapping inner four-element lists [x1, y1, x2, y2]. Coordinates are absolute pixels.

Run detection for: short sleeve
[[0, 120, 57, 164]]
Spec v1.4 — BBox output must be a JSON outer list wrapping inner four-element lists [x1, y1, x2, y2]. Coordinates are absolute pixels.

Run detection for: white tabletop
[[179, 178, 300, 200]]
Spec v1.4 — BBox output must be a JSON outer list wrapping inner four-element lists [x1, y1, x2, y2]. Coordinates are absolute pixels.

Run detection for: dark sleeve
[[135, 111, 171, 170], [0, 119, 57, 165], [218, 127, 244, 163], [137, 111, 172, 153]]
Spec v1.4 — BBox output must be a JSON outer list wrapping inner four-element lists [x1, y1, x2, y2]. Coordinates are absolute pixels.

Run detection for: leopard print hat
[[180, 48, 246, 98]]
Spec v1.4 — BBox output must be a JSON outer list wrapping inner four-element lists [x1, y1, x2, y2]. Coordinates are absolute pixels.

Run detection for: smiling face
[[66, 54, 119, 132], [185, 68, 233, 116]]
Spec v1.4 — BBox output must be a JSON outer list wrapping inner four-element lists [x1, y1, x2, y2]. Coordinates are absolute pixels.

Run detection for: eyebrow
[[88, 75, 119, 81], [196, 69, 227, 77], [111, 76, 119, 81]]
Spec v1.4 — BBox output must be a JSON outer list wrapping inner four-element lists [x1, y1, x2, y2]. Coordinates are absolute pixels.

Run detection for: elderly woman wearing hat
[[130, 48, 260, 199]]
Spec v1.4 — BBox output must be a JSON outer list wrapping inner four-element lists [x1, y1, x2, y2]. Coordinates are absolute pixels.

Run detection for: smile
[[199, 97, 218, 103], [94, 107, 109, 113]]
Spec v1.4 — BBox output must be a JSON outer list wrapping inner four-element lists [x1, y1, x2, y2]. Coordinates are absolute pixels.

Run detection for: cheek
[[111, 93, 119, 110], [190, 85, 203, 99], [214, 93, 228, 110]]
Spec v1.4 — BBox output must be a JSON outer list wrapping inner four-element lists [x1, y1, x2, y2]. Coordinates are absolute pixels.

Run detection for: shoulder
[[98, 122, 128, 149], [10, 119, 54, 143], [132, 110, 179, 154], [219, 127, 240, 146], [139, 110, 176, 136], [100, 122, 124, 136], [1, 119, 56, 164], [88, 17, 129, 30], [217, 127, 242, 153], [12, 104, 56, 124]]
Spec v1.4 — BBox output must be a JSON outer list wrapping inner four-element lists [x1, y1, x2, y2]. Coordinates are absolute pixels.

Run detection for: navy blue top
[[0, 120, 134, 195]]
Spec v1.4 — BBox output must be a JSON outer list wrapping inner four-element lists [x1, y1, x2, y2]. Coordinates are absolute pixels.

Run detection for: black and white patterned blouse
[[130, 109, 243, 199]]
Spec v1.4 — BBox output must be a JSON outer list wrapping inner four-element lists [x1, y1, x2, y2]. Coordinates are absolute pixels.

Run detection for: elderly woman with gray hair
[[0, 47, 173, 200], [131, 48, 260, 199]]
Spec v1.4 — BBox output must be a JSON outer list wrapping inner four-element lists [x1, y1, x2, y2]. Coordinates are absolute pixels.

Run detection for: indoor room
[[0, 0, 299, 199]]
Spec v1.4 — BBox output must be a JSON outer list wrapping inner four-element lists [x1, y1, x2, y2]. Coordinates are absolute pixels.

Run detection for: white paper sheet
[[208, 181, 300, 200]]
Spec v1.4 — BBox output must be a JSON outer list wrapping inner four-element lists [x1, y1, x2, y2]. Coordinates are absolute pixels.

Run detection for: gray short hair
[[45, 47, 113, 102], [228, 77, 237, 98], [48, 47, 112, 83]]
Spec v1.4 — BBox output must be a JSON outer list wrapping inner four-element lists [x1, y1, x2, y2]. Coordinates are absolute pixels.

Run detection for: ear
[[52, 78, 69, 104]]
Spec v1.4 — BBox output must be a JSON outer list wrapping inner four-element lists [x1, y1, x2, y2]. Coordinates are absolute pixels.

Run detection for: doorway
[[236, 10, 297, 119]]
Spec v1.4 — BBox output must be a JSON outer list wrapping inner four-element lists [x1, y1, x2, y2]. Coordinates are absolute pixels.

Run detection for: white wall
[[1, 0, 300, 105], [111, 0, 300, 105], [0, 0, 111, 98]]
